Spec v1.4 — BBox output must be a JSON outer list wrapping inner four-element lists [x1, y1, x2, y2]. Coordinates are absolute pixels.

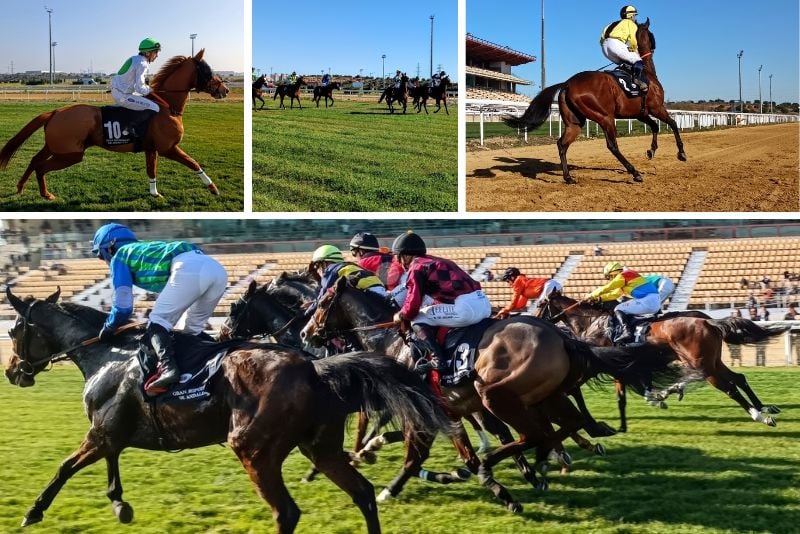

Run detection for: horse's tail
[[313, 352, 454, 438], [0, 111, 55, 170], [708, 317, 789, 345], [378, 91, 385, 103], [272, 88, 279, 100], [502, 83, 565, 130]]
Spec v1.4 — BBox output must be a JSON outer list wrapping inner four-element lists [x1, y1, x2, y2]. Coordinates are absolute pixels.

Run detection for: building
[[466, 33, 535, 101]]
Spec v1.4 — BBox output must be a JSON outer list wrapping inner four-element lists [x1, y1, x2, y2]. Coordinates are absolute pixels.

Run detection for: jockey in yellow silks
[[600, 5, 648, 90]]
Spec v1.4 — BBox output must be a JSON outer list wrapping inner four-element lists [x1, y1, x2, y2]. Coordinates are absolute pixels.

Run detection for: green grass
[[1, 366, 798, 533], [252, 99, 457, 212], [0, 102, 243, 211]]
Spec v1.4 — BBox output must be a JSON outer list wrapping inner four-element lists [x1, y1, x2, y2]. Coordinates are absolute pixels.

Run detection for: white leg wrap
[[149, 179, 159, 196], [376, 488, 392, 502], [749, 407, 763, 422], [196, 169, 213, 185]]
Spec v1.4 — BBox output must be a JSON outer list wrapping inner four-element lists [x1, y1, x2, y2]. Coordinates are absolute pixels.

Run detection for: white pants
[[390, 272, 434, 308], [656, 278, 675, 304], [112, 88, 160, 112], [615, 293, 661, 316], [149, 251, 228, 334], [529, 279, 563, 313], [601, 38, 642, 66], [412, 290, 491, 327]]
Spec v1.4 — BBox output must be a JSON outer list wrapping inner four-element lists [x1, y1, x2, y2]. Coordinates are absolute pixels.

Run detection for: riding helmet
[[138, 38, 161, 53], [349, 232, 380, 252], [391, 231, 426, 256], [311, 244, 344, 263], [501, 267, 521, 282], [92, 223, 137, 262], [603, 261, 624, 277], [620, 5, 637, 19]]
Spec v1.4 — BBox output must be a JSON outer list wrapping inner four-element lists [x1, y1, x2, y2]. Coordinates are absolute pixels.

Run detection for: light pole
[[769, 74, 773, 113], [429, 15, 434, 78], [51, 42, 57, 80], [190, 33, 197, 56], [541, 0, 546, 91], [45, 6, 53, 85], [737, 50, 743, 112], [381, 54, 386, 88], [757, 65, 763, 113]]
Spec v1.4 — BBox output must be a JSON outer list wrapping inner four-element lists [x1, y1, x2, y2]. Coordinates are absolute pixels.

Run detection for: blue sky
[[0, 1, 243, 74], [253, 0, 457, 79], [468, 0, 799, 103]]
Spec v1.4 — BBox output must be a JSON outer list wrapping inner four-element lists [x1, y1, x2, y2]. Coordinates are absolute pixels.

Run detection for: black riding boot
[[632, 61, 648, 91], [411, 323, 447, 373], [612, 310, 634, 344], [146, 323, 180, 390]]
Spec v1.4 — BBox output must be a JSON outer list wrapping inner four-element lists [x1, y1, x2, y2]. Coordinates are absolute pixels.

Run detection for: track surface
[[467, 123, 799, 212]]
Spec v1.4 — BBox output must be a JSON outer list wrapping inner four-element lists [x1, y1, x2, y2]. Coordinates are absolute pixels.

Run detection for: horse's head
[[219, 279, 260, 341], [305, 276, 349, 347], [441, 75, 451, 86], [4, 287, 63, 387], [151, 49, 229, 99], [332, 82, 341, 90], [296, 77, 305, 86], [636, 18, 656, 56]]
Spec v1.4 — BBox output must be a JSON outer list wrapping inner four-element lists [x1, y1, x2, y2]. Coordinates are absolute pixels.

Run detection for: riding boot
[[632, 61, 648, 91], [612, 310, 634, 344], [411, 323, 447, 373], [146, 323, 180, 390]]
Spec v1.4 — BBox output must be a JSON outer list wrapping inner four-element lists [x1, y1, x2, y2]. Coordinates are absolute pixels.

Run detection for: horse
[[304, 276, 685, 511], [3, 287, 451, 533], [378, 74, 409, 114], [503, 19, 686, 184], [535, 290, 786, 426], [419, 75, 451, 115], [312, 82, 342, 108], [409, 81, 428, 112], [0, 50, 228, 200], [252, 74, 268, 110], [273, 77, 305, 109]]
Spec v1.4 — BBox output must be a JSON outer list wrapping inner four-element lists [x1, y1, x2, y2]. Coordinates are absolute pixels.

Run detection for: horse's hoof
[[594, 443, 607, 457], [617, 426, 627, 433], [633, 174, 644, 183], [376, 488, 393, 503], [587, 422, 617, 438], [646, 149, 654, 160], [208, 183, 220, 196], [536, 478, 549, 492], [453, 467, 472, 481], [113, 501, 134, 524], [765, 417, 777, 427], [658, 401, 668, 410], [149, 192, 163, 198], [359, 450, 377, 465], [508, 502, 523, 514], [766, 405, 781, 414], [678, 152, 687, 161], [21, 508, 43, 527], [558, 451, 572, 466]]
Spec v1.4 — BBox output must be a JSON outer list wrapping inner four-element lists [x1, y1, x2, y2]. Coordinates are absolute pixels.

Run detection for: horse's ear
[[643, 17, 650, 28], [6, 286, 26, 313], [194, 49, 205, 61], [246, 279, 257, 298], [45, 286, 61, 304], [335, 275, 348, 291]]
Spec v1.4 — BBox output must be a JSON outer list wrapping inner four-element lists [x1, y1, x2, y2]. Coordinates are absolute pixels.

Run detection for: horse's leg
[[160, 146, 219, 195], [705, 372, 776, 426], [443, 97, 449, 115], [475, 410, 540, 488], [568, 385, 617, 437], [640, 115, 660, 160], [377, 429, 433, 501], [597, 117, 643, 182], [720, 365, 780, 414], [105, 453, 134, 523], [18, 146, 52, 195], [557, 96, 582, 185], [616, 380, 628, 433], [22, 436, 107, 526], [145, 150, 162, 198], [33, 152, 84, 200], [464, 412, 492, 453], [650, 106, 687, 161]]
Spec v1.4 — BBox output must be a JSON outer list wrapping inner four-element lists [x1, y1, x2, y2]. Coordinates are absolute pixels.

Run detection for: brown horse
[[253, 74, 268, 110], [0, 50, 228, 200], [273, 77, 305, 109], [378, 74, 409, 114], [536, 291, 786, 426], [504, 19, 686, 184], [3, 287, 451, 533], [418, 75, 451, 115], [312, 82, 342, 108]]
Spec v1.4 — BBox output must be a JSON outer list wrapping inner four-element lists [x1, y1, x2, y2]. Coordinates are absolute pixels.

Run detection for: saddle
[[100, 106, 157, 152], [431, 318, 495, 387], [604, 65, 648, 98], [607, 313, 658, 346]]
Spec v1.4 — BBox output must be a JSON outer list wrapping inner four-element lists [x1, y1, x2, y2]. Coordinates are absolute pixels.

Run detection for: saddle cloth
[[604, 66, 648, 98], [607, 314, 657, 345], [435, 318, 495, 387], [99, 106, 155, 150]]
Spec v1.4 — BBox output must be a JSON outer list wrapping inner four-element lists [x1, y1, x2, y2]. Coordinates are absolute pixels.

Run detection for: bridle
[[309, 283, 397, 342], [11, 301, 72, 376], [220, 292, 298, 341]]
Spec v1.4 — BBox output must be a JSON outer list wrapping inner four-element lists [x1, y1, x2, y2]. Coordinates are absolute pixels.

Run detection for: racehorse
[[0, 50, 227, 200], [4, 287, 451, 533], [536, 291, 786, 426], [409, 81, 429, 113], [503, 19, 686, 184], [304, 276, 685, 511], [418, 75, 451, 115], [312, 82, 342, 108], [378, 74, 409, 114], [252, 74, 268, 111], [273, 77, 305, 109]]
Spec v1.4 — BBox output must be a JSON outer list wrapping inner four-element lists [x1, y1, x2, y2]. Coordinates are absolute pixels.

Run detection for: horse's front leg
[[106, 453, 134, 523], [161, 146, 220, 195], [640, 116, 660, 160], [651, 106, 687, 161], [145, 150, 162, 198]]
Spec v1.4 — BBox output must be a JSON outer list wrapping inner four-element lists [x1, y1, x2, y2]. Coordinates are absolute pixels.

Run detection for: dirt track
[[467, 123, 799, 212]]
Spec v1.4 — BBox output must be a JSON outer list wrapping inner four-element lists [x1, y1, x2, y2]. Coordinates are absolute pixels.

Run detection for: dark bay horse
[[503, 19, 686, 184], [304, 277, 684, 512], [273, 77, 305, 109], [312, 82, 342, 108], [419, 75, 451, 115], [378, 74, 409, 114], [0, 50, 228, 199], [253, 74, 268, 110], [4, 287, 451, 533], [536, 291, 786, 426]]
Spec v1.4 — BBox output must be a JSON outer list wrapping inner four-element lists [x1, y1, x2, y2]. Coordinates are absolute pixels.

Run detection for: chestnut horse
[[503, 19, 686, 184], [273, 77, 305, 109], [4, 287, 451, 533], [536, 291, 786, 426], [0, 50, 228, 199]]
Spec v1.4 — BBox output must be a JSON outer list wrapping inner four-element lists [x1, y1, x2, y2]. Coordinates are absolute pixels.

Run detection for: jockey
[[320, 73, 331, 87], [288, 71, 297, 84], [600, 5, 648, 90], [431, 70, 446, 87], [645, 274, 675, 307], [391, 231, 491, 373], [493, 267, 562, 319], [251, 67, 257, 82], [91, 223, 228, 391], [393, 70, 403, 89], [585, 261, 660, 343], [111, 38, 162, 114], [349, 232, 403, 290]]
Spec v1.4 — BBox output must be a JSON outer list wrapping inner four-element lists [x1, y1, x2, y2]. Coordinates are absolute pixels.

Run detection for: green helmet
[[311, 245, 344, 263], [138, 38, 161, 53]]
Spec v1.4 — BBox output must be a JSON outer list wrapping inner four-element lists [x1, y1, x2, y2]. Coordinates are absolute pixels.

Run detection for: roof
[[465, 65, 532, 85], [466, 34, 536, 66]]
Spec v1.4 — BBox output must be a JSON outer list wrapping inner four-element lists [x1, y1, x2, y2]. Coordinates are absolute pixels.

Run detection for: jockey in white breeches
[[111, 38, 161, 113]]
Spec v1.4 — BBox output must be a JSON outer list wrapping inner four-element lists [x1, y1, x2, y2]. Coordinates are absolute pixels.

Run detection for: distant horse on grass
[[273, 77, 306, 109], [378, 74, 409, 114], [312, 82, 342, 108], [252, 74, 268, 110], [418, 75, 451, 115], [4, 287, 451, 534], [504, 19, 686, 184], [0, 50, 228, 199]]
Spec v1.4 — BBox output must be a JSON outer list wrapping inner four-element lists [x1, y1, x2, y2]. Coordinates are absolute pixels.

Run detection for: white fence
[[466, 98, 800, 145]]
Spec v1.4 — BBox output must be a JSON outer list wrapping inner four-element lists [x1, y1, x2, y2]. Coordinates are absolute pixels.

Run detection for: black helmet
[[391, 231, 426, 256], [349, 232, 380, 251], [501, 267, 521, 282]]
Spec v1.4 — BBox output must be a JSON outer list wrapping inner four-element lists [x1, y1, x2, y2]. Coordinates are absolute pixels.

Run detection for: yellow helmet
[[603, 262, 624, 277], [620, 5, 637, 20]]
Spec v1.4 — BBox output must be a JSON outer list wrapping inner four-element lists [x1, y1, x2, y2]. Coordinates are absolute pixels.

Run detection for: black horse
[[378, 74, 409, 114], [423, 74, 451, 115], [252, 74, 268, 111], [273, 76, 306, 109], [4, 287, 451, 533], [409, 81, 429, 113], [312, 82, 342, 108]]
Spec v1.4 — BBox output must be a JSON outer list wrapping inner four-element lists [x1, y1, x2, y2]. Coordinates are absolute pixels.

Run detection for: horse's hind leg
[[721, 365, 779, 414], [556, 119, 581, 185], [105, 453, 134, 523], [640, 115, 660, 160], [34, 152, 84, 200], [18, 146, 51, 195], [705, 373, 776, 426], [598, 117, 643, 182]]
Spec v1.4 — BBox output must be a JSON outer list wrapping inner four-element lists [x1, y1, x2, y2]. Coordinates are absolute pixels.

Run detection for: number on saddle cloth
[[438, 318, 495, 387], [100, 106, 157, 151], [604, 65, 647, 98]]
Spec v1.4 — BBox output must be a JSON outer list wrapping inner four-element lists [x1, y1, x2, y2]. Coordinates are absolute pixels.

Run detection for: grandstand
[[466, 33, 534, 102]]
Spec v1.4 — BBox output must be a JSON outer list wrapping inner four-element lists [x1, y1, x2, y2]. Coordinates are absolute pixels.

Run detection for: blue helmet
[[91, 223, 137, 261]]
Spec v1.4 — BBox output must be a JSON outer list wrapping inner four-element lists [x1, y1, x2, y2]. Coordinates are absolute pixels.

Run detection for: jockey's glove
[[98, 327, 115, 343]]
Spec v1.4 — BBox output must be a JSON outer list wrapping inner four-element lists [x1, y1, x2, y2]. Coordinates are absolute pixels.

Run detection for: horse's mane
[[60, 301, 109, 328], [150, 55, 191, 89]]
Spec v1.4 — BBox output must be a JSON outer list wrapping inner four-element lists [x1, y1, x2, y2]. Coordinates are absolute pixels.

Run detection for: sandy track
[[466, 123, 799, 212]]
